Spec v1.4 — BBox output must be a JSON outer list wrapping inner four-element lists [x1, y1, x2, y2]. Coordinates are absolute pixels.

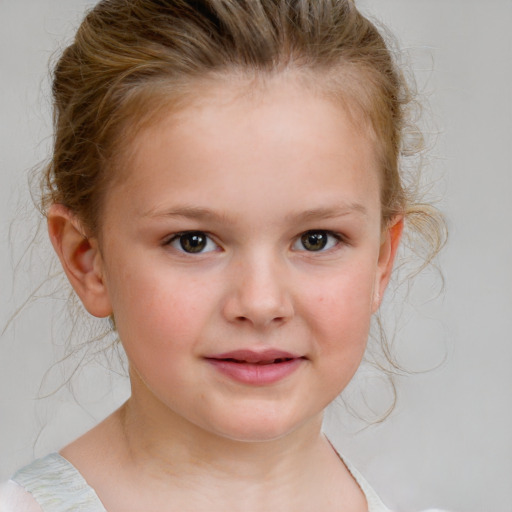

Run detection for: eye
[[166, 231, 218, 254], [293, 230, 341, 252]]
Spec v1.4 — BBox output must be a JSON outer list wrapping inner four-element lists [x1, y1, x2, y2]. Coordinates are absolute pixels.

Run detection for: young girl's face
[[91, 77, 400, 442]]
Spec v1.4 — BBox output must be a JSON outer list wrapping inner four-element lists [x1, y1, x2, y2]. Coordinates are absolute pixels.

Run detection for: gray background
[[1, 1, 511, 511]]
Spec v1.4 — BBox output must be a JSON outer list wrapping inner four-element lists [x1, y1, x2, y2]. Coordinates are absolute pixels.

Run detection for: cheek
[[108, 267, 220, 405], [106, 261, 216, 358], [300, 263, 376, 359]]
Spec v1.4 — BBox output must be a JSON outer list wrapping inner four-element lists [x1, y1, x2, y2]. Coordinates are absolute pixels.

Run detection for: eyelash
[[164, 230, 345, 255], [292, 230, 345, 253], [164, 231, 219, 254]]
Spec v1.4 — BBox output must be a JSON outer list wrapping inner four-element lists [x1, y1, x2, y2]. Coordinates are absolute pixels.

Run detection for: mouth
[[206, 349, 304, 364], [220, 357, 295, 365], [205, 349, 305, 385]]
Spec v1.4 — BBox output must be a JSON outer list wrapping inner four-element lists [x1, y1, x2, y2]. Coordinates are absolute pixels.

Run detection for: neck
[[102, 370, 363, 512], [63, 377, 365, 511], [118, 389, 327, 484]]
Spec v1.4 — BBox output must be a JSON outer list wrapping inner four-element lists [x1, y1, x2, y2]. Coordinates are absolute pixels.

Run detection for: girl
[[1, 0, 447, 510]]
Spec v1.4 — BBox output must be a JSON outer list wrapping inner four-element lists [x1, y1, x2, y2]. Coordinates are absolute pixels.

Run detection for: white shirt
[[0, 453, 452, 512]]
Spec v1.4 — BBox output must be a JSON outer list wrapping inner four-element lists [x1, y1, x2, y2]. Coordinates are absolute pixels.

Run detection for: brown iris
[[300, 231, 329, 251], [179, 232, 208, 253]]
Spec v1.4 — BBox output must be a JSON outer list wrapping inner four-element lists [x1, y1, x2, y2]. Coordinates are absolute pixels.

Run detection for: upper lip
[[205, 349, 304, 364]]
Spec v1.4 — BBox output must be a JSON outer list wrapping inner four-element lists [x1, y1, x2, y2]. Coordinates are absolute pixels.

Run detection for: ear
[[47, 204, 112, 318], [372, 216, 404, 312]]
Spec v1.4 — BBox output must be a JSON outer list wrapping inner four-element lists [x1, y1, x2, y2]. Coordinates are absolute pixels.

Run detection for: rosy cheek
[[304, 275, 373, 341]]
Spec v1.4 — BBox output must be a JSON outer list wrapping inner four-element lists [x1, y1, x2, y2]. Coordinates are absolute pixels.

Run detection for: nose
[[221, 252, 294, 329]]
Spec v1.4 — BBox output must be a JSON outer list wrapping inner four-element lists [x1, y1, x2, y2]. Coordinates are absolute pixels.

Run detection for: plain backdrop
[[1, 1, 511, 511]]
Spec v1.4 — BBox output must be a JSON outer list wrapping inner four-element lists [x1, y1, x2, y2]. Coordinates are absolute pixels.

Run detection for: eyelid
[[162, 229, 347, 254], [164, 231, 220, 254], [292, 230, 346, 252]]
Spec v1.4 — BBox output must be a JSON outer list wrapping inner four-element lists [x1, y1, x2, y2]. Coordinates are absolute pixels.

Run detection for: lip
[[205, 349, 305, 385]]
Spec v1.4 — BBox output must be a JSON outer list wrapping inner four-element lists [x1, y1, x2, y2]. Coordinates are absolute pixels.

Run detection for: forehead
[[108, 75, 381, 224], [116, 71, 378, 167]]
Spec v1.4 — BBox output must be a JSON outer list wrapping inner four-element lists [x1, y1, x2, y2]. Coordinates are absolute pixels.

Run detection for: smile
[[205, 349, 305, 385], [222, 357, 293, 365]]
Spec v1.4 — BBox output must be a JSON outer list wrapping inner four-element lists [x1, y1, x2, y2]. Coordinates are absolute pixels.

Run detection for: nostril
[[233, 314, 287, 327]]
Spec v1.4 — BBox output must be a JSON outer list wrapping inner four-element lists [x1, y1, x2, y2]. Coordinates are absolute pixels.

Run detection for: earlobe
[[47, 204, 112, 318], [372, 216, 404, 312]]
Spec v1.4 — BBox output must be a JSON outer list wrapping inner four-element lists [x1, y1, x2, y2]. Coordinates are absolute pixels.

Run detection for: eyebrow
[[143, 205, 231, 222], [143, 203, 367, 223], [285, 204, 368, 222]]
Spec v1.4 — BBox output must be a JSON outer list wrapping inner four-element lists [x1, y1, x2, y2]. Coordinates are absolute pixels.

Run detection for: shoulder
[[0, 480, 43, 512], [6, 453, 107, 512]]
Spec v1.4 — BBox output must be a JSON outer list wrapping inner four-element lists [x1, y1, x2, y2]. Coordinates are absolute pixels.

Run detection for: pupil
[[180, 232, 206, 253], [302, 231, 327, 251]]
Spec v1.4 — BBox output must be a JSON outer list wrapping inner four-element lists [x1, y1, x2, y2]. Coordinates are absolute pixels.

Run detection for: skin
[[48, 76, 402, 512]]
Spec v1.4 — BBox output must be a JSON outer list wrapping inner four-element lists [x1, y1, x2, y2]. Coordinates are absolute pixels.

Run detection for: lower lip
[[206, 358, 303, 385]]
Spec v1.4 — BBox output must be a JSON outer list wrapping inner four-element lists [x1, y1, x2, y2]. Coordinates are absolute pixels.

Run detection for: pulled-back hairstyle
[[43, 0, 438, 234], [37, 0, 445, 405]]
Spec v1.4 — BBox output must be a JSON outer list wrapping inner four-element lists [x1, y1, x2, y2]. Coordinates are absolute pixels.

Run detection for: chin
[[206, 408, 319, 445]]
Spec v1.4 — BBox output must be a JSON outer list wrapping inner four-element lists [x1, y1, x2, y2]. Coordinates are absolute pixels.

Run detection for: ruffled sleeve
[[10, 453, 106, 512]]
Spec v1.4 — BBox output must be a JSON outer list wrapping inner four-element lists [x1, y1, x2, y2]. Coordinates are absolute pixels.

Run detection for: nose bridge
[[223, 246, 293, 328]]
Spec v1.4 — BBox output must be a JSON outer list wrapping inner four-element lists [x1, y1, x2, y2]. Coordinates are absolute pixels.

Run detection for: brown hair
[[42, 0, 442, 238], [38, 0, 445, 404]]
